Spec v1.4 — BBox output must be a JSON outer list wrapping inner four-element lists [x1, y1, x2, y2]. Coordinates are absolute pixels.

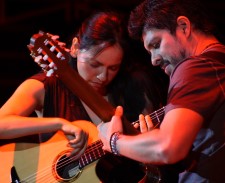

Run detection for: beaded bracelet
[[110, 132, 121, 156]]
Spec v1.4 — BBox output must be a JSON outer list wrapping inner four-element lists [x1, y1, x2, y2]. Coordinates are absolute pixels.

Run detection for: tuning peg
[[34, 55, 42, 64], [46, 69, 54, 77], [47, 33, 59, 40], [57, 41, 66, 47]]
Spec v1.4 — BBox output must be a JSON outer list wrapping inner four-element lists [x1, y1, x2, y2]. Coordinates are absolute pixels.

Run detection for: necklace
[[201, 42, 221, 54]]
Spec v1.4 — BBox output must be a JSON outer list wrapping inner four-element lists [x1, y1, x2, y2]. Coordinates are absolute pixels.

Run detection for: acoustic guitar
[[0, 31, 165, 183]]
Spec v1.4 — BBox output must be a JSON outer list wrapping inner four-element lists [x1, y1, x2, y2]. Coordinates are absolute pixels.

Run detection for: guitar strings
[[80, 107, 165, 159], [19, 107, 165, 182], [18, 144, 68, 182], [21, 145, 96, 182], [19, 141, 105, 182], [80, 108, 165, 157], [132, 106, 165, 126], [78, 108, 165, 162], [79, 140, 105, 167]]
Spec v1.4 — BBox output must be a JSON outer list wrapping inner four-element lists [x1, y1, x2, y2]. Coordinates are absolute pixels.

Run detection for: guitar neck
[[79, 140, 105, 168], [149, 107, 165, 127], [132, 106, 165, 129], [79, 107, 166, 168], [56, 62, 139, 135]]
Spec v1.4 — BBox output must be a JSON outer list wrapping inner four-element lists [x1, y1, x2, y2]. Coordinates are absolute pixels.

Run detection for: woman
[[0, 11, 165, 182]]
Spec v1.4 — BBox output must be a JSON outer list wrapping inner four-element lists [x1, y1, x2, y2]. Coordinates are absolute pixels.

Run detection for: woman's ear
[[177, 16, 191, 37], [70, 37, 79, 58]]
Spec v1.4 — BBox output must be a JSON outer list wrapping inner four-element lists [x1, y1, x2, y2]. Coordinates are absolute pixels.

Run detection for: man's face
[[142, 28, 187, 76]]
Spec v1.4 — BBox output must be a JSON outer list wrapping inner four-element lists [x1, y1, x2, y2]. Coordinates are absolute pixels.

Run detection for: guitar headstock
[[27, 30, 70, 76]]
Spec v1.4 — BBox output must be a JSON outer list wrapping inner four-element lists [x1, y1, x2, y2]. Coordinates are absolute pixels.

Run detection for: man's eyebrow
[[147, 37, 159, 48]]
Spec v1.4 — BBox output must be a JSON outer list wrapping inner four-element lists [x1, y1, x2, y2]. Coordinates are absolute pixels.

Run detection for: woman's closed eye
[[108, 65, 120, 72], [89, 61, 101, 68]]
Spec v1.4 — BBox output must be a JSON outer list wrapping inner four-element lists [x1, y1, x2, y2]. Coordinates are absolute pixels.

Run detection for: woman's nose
[[96, 70, 107, 82]]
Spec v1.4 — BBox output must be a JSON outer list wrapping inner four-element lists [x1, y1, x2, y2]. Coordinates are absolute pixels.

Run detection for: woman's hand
[[61, 122, 89, 158]]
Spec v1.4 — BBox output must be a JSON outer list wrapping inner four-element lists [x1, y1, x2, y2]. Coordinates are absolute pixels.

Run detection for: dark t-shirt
[[166, 45, 225, 182]]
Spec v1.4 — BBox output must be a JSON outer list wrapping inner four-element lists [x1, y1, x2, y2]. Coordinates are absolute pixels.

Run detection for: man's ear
[[177, 16, 191, 37]]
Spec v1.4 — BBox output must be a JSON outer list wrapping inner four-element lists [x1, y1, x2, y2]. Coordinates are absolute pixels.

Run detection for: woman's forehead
[[79, 43, 122, 59], [78, 44, 123, 65], [80, 42, 110, 57]]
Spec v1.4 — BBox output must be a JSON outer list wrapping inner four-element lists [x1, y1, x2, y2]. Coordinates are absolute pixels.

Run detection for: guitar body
[[0, 120, 100, 183]]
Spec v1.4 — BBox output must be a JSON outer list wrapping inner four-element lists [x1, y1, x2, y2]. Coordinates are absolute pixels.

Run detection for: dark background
[[0, 0, 225, 107]]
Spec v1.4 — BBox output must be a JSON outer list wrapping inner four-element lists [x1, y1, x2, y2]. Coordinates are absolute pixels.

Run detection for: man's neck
[[192, 33, 219, 55]]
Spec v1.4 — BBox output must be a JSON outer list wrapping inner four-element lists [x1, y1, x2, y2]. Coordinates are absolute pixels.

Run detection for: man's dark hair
[[128, 0, 215, 40]]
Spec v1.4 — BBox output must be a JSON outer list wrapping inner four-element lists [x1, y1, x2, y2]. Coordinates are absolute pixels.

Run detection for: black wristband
[[110, 132, 121, 156]]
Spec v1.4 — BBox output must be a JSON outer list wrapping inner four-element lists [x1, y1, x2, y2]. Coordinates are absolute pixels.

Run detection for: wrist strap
[[110, 132, 121, 156]]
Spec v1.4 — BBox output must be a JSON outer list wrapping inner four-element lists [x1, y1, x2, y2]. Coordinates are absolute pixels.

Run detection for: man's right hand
[[138, 114, 154, 133]]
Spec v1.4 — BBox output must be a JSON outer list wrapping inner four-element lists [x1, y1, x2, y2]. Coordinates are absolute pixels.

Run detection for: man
[[97, 0, 225, 182]]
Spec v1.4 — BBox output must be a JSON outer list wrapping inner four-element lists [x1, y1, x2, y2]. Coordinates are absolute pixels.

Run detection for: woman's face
[[77, 44, 123, 95]]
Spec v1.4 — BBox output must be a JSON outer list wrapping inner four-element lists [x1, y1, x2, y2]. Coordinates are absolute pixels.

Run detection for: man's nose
[[151, 54, 161, 66]]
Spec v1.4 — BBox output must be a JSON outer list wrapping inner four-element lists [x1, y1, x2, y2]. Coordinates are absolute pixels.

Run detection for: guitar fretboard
[[79, 106, 165, 168], [132, 106, 165, 129], [79, 140, 105, 168]]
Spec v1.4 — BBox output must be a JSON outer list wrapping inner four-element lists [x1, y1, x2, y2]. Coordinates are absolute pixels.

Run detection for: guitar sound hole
[[53, 152, 81, 182]]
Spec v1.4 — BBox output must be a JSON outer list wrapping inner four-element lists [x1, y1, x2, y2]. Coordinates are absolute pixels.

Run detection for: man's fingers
[[139, 114, 154, 133], [114, 106, 123, 117], [139, 114, 148, 133], [145, 115, 154, 130]]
